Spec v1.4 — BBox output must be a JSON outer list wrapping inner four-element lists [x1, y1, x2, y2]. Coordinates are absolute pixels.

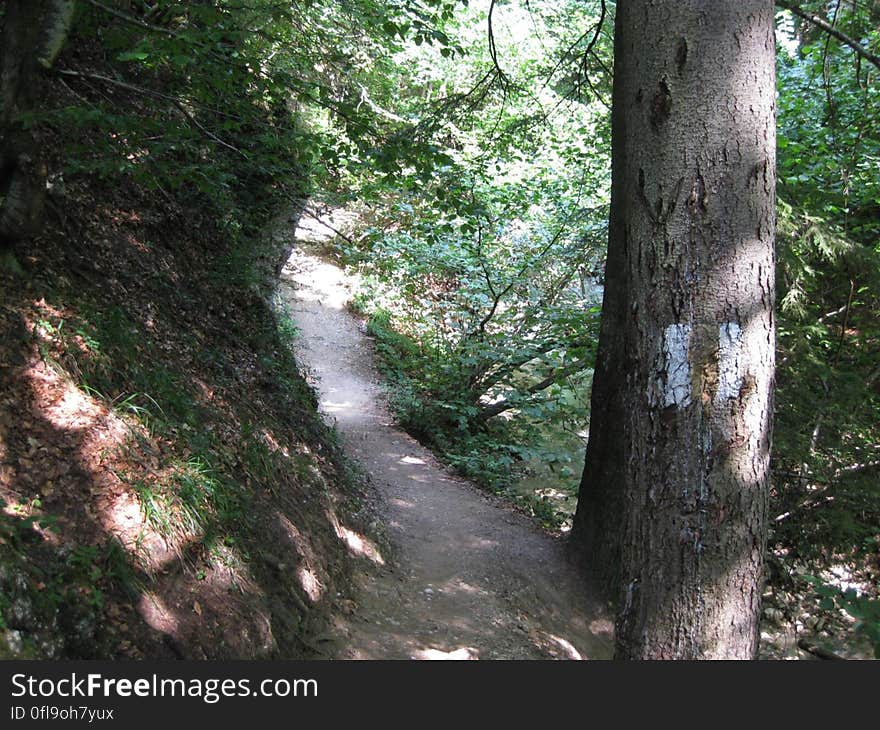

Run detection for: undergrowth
[[355, 300, 584, 529]]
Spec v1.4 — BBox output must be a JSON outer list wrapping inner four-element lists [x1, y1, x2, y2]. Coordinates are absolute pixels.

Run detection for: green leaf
[[116, 51, 149, 62]]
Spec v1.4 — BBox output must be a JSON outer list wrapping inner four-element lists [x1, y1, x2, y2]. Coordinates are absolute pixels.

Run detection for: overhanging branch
[[777, 0, 880, 71], [477, 356, 592, 422], [55, 68, 248, 158]]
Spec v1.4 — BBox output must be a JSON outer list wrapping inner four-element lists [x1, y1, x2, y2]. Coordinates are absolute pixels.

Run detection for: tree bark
[[572, 1, 777, 659], [568, 6, 630, 596], [0, 0, 75, 249]]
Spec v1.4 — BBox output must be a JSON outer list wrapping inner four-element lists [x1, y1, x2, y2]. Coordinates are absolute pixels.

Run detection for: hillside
[[0, 175, 383, 660], [0, 3, 379, 657]]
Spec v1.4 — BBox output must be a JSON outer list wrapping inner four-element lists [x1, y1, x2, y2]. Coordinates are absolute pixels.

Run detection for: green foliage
[[0, 496, 138, 641], [804, 574, 880, 658], [359, 297, 589, 527], [129, 455, 248, 557], [772, 5, 880, 571], [15, 0, 879, 651], [318, 1, 880, 559], [325, 1, 610, 524], [48, 303, 199, 434], [0, 500, 58, 550], [30, 0, 610, 529], [43, 0, 340, 249]]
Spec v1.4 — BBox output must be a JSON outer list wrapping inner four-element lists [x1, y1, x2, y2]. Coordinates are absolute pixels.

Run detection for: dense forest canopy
[[0, 0, 878, 659]]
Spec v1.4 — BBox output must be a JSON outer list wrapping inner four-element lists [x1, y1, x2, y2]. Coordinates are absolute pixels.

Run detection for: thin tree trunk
[[568, 6, 631, 597]]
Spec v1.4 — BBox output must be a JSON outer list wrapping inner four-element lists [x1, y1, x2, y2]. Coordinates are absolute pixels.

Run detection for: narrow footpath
[[281, 222, 612, 659]]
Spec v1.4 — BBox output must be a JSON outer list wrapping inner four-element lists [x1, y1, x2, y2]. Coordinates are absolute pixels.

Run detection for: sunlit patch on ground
[[440, 579, 489, 596], [297, 566, 324, 603], [412, 646, 478, 660], [285, 238, 617, 660], [322, 399, 353, 413], [138, 592, 179, 636], [540, 632, 583, 660], [0, 291, 346, 659], [276, 513, 323, 568], [589, 617, 614, 638], [102, 490, 172, 569], [333, 521, 385, 566], [284, 252, 359, 311]]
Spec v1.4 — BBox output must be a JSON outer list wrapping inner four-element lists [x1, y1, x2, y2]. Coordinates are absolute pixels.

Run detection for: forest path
[[280, 223, 612, 660]]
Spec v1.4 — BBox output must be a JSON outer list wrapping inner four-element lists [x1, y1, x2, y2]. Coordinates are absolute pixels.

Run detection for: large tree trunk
[[572, 1, 777, 659]]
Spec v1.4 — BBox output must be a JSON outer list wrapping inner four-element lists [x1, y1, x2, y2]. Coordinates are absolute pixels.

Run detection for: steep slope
[[0, 186, 374, 659]]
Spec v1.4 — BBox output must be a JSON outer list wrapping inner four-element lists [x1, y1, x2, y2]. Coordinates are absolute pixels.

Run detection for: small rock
[[10, 596, 36, 629], [763, 607, 785, 624], [338, 599, 357, 615], [4, 629, 23, 654]]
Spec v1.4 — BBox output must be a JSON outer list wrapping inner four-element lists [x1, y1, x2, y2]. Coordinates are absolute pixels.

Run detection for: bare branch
[[171, 100, 248, 159], [487, 0, 512, 93], [300, 207, 356, 246]]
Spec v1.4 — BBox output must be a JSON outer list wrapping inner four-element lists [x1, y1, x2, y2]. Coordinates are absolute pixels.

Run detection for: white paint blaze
[[742, 315, 774, 456], [716, 322, 743, 403], [658, 323, 692, 408]]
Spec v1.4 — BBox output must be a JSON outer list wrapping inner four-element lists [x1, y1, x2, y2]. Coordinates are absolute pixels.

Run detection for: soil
[[0, 193, 363, 660], [281, 238, 614, 660]]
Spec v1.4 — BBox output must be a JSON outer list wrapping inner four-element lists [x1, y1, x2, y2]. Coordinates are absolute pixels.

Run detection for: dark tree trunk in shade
[[0, 1, 75, 249], [571, 1, 777, 659], [569, 6, 630, 597]]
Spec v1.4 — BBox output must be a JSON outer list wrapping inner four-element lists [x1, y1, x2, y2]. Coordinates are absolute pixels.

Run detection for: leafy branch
[[54, 68, 248, 158], [777, 0, 880, 71]]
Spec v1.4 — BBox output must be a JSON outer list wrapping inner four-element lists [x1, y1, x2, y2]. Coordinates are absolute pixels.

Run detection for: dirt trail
[[280, 227, 612, 660]]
